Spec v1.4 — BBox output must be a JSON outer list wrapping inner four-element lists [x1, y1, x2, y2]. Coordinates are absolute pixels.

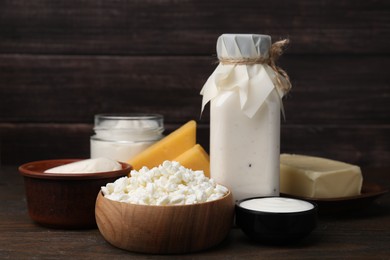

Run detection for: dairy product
[[210, 88, 281, 201], [201, 34, 291, 201], [91, 141, 153, 163], [128, 121, 196, 170], [240, 197, 314, 213], [91, 114, 164, 162], [280, 154, 363, 198], [44, 158, 122, 174], [174, 144, 210, 177], [101, 160, 228, 205]]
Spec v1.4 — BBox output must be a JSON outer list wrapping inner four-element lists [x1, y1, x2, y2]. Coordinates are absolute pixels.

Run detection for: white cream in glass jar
[[90, 114, 164, 162]]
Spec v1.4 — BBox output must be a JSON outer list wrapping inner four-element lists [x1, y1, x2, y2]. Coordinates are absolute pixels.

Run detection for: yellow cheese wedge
[[175, 144, 210, 177], [128, 120, 197, 170], [280, 154, 363, 198]]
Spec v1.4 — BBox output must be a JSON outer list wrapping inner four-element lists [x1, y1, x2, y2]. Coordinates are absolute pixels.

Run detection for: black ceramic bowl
[[235, 196, 317, 244]]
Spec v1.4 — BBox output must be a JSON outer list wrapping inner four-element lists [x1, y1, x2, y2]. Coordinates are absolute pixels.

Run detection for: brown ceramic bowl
[[95, 190, 234, 254], [19, 159, 131, 229]]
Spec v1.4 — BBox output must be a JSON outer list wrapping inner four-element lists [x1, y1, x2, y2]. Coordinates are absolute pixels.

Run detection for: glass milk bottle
[[200, 34, 291, 201], [90, 114, 164, 162]]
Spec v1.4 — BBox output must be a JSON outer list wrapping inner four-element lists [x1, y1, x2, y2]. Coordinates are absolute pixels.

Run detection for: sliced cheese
[[175, 144, 210, 177], [280, 154, 363, 198], [127, 120, 196, 170]]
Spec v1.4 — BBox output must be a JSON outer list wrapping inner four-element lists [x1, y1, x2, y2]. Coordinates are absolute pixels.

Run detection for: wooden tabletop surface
[[1, 166, 389, 259]]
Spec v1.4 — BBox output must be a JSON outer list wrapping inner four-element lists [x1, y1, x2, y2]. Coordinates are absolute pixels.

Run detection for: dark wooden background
[[0, 0, 389, 167]]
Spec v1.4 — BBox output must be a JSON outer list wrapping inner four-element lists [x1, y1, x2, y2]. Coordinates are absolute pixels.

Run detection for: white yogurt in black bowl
[[235, 197, 317, 244]]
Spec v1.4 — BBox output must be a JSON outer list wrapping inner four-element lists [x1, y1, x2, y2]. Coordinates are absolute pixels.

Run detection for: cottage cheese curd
[[101, 160, 229, 205]]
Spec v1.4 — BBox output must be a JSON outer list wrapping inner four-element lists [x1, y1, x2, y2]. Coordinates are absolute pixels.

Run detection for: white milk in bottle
[[200, 34, 291, 201]]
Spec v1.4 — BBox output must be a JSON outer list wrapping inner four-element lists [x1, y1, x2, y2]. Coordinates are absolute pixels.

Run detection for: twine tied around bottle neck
[[218, 39, 292, 94]]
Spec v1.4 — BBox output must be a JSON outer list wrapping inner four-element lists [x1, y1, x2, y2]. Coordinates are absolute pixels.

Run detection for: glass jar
[[90, 114, 164, 162]]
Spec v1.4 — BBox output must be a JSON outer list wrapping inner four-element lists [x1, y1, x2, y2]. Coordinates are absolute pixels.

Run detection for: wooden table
[[1, 166, 389, 259]]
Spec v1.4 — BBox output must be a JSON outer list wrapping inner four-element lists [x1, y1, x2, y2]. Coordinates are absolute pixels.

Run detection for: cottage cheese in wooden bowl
[[96, 161, 234, 254]]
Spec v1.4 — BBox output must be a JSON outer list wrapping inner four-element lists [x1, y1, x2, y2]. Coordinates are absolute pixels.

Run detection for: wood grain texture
[[1, 55, 389, 124], [95, 191, 234, 254], [0, 0, 389, 167], [1, 166, 390, 259], [1, 123, 389, 167], [0, 0, 389, 55]]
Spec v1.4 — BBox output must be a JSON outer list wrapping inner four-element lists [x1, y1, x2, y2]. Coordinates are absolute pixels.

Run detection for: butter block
[[128, 120, 196, 170], [175, 144, 210, 177], [280, 154, 363, 198]]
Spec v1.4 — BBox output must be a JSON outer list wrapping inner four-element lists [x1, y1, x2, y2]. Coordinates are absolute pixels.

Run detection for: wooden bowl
[[95, 190, 234, 254], [19, 159, 131, 229]]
